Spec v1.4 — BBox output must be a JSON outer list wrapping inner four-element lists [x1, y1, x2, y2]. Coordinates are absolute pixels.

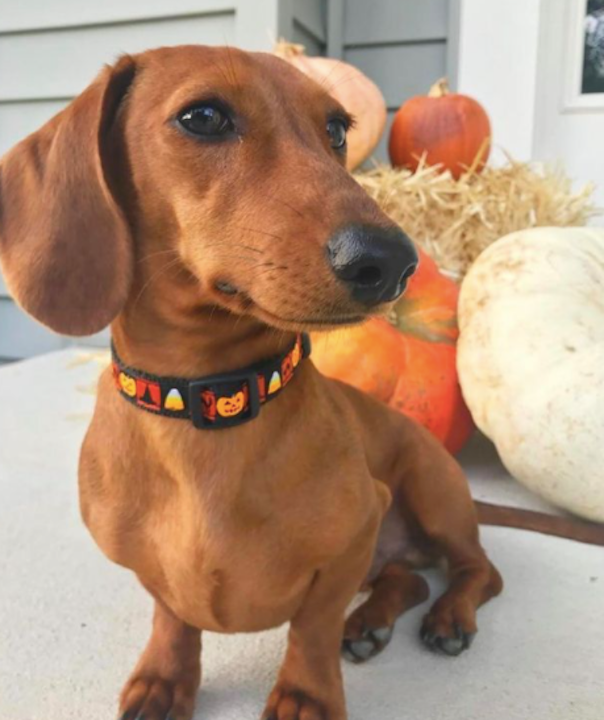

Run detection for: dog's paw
[[420, 615, 476, 657], [262, 687, 328, 720], [118, 675, 198, 720], [341, 625, 394, 664], [419, 594, 478, 657]]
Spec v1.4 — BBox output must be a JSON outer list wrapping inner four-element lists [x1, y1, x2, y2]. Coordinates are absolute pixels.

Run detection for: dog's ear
[[0, 55, 136, 336]]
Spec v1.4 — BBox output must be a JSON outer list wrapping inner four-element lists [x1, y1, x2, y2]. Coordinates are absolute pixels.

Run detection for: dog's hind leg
[[331, 381, 503, 662], [118, 599, 201, 720], [342, 562, 429, 663], [391, 426, 503, 657], [417, 539, 502, 656]]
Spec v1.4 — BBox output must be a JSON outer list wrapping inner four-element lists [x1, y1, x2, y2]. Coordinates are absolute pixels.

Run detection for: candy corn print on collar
[[111, 333, 311, 430]]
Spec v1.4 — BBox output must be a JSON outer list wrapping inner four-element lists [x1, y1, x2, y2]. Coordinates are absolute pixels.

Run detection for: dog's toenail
[[438, 636, 465, 656], [420, 627, 440, 651], [370, 626, 393, 645], [215, 280, 238, 295], [354, 639, 375, 656], [453, 622, 464, 639], [342, 638, 375, 662]]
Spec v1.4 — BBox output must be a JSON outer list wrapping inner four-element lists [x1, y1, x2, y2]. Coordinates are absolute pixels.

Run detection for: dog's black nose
[[326, 224, 419, 306]]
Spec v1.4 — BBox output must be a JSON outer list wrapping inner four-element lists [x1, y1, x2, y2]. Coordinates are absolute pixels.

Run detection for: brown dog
[[0, 46, 502, 720]]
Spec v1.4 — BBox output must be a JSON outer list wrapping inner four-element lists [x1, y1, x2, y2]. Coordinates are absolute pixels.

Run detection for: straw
[[355, 156, 598, 280]]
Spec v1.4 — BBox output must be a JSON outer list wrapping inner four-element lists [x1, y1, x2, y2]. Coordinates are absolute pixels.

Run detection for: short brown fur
[[0, 46, 502, 720]]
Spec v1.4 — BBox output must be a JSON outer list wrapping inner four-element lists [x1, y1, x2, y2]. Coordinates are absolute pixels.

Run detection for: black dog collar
[[111, 333, 311, 430]]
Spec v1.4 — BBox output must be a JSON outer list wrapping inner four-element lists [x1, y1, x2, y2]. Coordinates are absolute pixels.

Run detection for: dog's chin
[[250, 302, 369, 333], [204, 285, 387, 333]]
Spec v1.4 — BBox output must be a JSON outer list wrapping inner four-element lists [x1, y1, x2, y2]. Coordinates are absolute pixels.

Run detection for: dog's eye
[[178, 105, 233, 137], [326, 118, 348, 150]]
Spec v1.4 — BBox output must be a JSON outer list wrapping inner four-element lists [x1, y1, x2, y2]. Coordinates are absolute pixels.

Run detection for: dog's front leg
[[262, 506, 384, 720], [118, 599, 202, 720]]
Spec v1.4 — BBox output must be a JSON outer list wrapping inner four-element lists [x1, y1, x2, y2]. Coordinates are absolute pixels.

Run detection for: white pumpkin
[[458, 227, 604, 522]]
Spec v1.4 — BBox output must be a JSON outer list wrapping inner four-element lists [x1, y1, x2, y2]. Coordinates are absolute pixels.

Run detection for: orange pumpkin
[[274, 42, 387, 171], [389, 78, 491, 180], [312, 248, 474, 454]]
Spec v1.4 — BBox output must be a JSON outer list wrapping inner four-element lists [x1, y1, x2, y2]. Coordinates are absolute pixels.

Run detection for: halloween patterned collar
[[111, 333, 311, 430]]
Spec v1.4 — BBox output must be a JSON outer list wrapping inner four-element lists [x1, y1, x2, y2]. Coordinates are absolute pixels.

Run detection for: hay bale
[[355, 159, 598, 280]]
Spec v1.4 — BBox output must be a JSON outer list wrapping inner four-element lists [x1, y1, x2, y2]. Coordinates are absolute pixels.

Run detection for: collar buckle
[[188, 369, 261, 431]]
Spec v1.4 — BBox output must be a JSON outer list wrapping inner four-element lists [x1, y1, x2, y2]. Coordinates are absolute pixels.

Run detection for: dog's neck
[[110, 232, 299, 378], [111, 299, 295, 380]]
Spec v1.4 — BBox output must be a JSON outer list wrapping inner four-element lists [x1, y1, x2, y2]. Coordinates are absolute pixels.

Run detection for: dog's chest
[[103, 443, 379, 633]]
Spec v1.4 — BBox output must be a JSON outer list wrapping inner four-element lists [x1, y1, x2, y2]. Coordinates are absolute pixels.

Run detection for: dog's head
[[0, 46, 417, 336]]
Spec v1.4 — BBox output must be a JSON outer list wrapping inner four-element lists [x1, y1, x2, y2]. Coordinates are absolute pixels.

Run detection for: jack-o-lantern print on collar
[[216, 386, 249, 418]]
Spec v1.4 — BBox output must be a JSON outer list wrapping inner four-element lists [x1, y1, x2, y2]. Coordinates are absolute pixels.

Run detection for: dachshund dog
[[0, 46, 502, 720]]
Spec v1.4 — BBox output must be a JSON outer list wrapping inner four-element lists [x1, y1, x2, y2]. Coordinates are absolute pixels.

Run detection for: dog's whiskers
[[261, 186, 306, 221], [273, 197, 305, 219], [210, 252, 267, 266], [224, 44, 240, 87], [234, 225, 285, 243], [204, 238, 266, 257], [239, 244, 264, 254], [131, 256, 185, 309], [212, 56, 237, 91], [136, 248, 180, 265]]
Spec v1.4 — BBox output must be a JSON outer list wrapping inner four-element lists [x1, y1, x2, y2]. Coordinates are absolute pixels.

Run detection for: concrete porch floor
[[1, 350, 603, 720]]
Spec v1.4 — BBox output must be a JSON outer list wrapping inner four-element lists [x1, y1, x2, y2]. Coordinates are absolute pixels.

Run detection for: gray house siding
[[329, 0, 455, 162], [292, 0, 327, 56]]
